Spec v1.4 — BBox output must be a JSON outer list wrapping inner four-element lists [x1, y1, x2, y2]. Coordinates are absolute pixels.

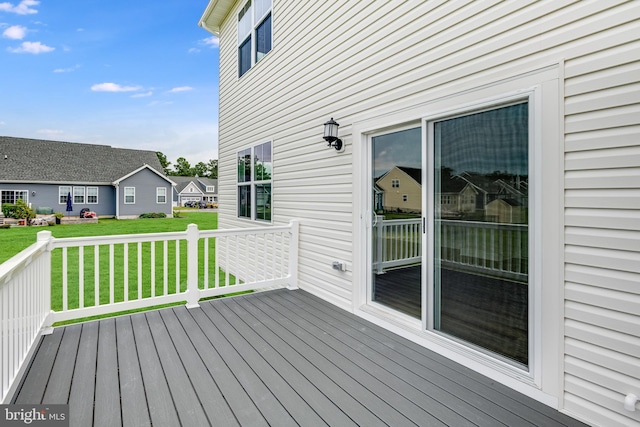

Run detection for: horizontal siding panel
[[565, 226, 640, 252], [565, 146, 640, 170], [565, 168, 640, 189], [565, 300, 640, 337], [564, 356, 640, 397], [565, 104, 640, 134], [565, 246, 640, 274], [565, 83, 640, 115], [565, 282, 639, 316], [564, 378, 640, 427], [565, 188, 640, 209], [565, 39, 640, 79], [565, 338, 640, 378], [565, 125, 640, 152], [565, 208, 640, 231], [565, 264, 640, 294], [565, 319, 640, 360], [565, 61, 640, 96]]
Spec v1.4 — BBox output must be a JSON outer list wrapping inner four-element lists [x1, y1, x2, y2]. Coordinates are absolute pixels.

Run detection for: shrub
[[2, 200, 35, 224], [2, 203, 17, 218], [139, 212, 167, 219]]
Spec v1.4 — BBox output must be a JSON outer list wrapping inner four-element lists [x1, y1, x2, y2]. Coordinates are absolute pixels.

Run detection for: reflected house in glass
[[375, 166, 421, 214]]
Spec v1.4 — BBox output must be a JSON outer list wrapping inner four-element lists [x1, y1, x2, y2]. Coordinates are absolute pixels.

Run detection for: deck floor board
[[11, 289, 588, 427]]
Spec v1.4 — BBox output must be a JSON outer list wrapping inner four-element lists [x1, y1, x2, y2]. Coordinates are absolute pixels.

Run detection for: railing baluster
[[94, 245, 100, 307], [109, 244, 114, 304], [123, 243, 129, 302], [78, 246, 84, 309], [138, 242, 143, 300], [62, 247, 68, 311], [151, 242, 156, 297]]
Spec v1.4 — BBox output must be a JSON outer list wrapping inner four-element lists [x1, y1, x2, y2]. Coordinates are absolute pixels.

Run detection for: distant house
[[200, 1, 640, 426], [375, 166, 421, 214], [171, 176, 218, 206], [0, 136, 175, 219]]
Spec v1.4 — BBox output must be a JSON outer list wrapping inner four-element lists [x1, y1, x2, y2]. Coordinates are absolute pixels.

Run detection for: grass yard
[[0, 211, 217, 264]]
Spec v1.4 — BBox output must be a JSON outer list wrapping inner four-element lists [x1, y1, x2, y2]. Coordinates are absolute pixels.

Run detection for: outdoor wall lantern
[[323, 117, 343, 151]]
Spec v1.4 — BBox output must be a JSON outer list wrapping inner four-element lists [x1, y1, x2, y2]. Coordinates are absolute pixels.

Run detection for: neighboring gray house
[[171, 176, 218, 206], [0, 136, 175, 219]]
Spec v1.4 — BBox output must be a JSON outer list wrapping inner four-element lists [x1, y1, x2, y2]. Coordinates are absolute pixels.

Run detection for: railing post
[[185, 224, 200, 308], [37, 230, 54, 335], [287, 220, 299, 289], [375, 221, 384, 274]]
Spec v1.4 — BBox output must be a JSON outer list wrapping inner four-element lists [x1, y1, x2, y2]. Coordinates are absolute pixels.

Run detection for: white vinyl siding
[[563, 32, 640, 426], [209, 1, 640, 423]]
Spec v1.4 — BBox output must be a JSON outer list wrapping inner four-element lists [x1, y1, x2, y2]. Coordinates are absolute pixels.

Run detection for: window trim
[[124, 187, 135, 204], [1, 189, 28, 205], [87, 187, 98, 204], [58, 186, 71, 204], [73, 186, 85, 204], [156, 187, 167, 204]]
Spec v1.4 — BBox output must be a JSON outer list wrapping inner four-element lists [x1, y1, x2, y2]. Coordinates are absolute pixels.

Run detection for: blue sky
[[0, 0, 220, 167]]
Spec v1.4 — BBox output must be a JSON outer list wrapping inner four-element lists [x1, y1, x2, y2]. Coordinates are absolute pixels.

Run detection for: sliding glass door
[[367, 101, 531, 368], [431, 102, 530, 366]]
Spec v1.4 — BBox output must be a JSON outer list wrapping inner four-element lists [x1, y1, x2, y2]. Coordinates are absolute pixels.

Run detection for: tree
[[174, 157, 193, 176], [207, 159, 218, 178], [156, 152, 172, 175], [193, 162, 208, 177]]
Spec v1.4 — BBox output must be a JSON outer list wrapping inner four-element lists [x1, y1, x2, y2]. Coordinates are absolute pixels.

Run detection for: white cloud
[[8, 40, 53, 53], [188, 47, 200, 54], [132, 91, 153, 98], [200, 36, 219, 48], [0, 0, 39, 15], [2, 24, 26, 39], [0, 120, 6, 125], [169, 86, 193, 93], [91, 82, 142, 92]]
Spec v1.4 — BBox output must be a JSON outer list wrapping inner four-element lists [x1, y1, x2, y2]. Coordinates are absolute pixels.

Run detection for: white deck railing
[[374, 218, 527, 281], [0, 220, 299, 403]]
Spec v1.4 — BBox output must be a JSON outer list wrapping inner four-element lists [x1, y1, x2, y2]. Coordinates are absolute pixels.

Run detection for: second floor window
[[238, 0, 272, 77]]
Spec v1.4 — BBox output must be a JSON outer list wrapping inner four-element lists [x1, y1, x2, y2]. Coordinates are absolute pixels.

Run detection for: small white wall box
[[332, 261, 347, 271]]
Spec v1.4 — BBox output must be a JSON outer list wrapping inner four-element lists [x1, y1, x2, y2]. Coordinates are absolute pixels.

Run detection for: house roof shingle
[[0, 136, 165, 183]]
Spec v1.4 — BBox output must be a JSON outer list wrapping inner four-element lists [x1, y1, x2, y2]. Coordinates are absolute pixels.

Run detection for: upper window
[[391, 179, 400, 188], [124, 187, 135, 204], [237, 141, 272, 221], [59, 186, 71, 204], [87, 187, 98, 204], [156, 187, 167, 204], [73, 186, 85, 204], [206, 185, 215, 192], [238, 0, 272, 77]]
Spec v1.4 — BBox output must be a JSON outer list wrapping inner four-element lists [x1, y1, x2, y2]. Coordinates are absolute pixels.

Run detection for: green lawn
[[0, 212, 217, 264]]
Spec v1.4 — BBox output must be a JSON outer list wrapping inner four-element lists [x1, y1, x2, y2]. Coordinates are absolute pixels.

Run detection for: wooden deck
[[11, 289, 585, 427]]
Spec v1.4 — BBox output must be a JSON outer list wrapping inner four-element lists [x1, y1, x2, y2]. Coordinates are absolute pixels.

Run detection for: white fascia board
[[198, 0, 236, 36]]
